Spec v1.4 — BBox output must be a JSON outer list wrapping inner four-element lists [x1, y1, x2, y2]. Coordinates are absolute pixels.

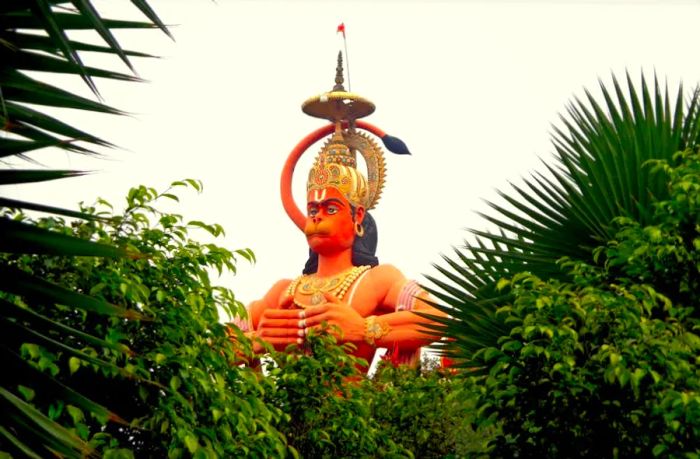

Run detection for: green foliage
[[367, 362, 492, 458], [472, 151, 700, 457], [478, 270, 699, 457], [267, 331, 409, 458], [267, 334, 494, 458], [0, 0, 165, 156], [429, 75, 700, 363], [3, 180, 495, 458], [2, 181, 289, 457], [1, 2, 171, 455], [601, 149, 700, 309]]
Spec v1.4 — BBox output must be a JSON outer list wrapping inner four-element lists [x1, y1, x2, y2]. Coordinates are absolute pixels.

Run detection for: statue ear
[[354, 206, 365, 225]]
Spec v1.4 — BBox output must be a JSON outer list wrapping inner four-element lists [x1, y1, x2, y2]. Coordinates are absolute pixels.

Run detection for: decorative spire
[[301, 54, 375, 122], [333, 51, 345, 92]]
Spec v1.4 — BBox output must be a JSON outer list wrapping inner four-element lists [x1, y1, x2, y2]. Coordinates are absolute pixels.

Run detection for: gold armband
[[364, 315, 390, 346]]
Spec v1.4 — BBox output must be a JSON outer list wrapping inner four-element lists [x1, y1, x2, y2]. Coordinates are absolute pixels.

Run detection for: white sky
[[7, 0, 700, 314]]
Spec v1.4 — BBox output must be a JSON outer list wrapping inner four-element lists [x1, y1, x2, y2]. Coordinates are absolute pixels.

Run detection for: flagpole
[[337, 23, 350, 92], [344, 34, 351, 92]]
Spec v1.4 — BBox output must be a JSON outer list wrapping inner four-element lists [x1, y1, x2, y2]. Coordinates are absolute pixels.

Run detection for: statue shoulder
[[368, 263, 406, 281], [366, 264, 415, 310], [366, 264, 407, 292]]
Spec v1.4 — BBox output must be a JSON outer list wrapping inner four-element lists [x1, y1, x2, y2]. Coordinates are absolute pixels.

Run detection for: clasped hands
[[255, 292, 365, 351]]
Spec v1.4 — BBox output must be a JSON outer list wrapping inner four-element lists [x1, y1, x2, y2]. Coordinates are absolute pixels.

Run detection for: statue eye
[[308, 207, 319, 217], [327, 206, 338, 215]]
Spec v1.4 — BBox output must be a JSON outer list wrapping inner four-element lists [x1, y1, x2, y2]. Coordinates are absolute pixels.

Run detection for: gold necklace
[[287, 265, 371, 308]]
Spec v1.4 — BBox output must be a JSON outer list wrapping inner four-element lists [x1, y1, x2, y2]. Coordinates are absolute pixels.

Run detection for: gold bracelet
[[364, 315, 390, 346]]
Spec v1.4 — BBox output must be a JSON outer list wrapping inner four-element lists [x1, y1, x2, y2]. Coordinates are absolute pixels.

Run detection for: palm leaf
[[28, 0, 98, 95], [1, 1, 170, 455], [430, 73, 700, 367], [1, 30, 157, 58], [0, 197, 102, 219], [0, 387, 96, 459], [0, 169, 85, 184], [70, 0, 135, 72], [0, 218, 125, 256]]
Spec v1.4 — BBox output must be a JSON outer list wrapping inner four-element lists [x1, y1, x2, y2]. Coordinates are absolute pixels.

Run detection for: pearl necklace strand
[[287, 265, 371, 308]]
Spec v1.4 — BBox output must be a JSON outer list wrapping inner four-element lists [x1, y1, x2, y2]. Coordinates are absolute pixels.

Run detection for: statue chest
[[280, 265, 378, 317]]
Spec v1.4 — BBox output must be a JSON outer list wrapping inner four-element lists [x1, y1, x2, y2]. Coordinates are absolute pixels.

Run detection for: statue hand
[[257, 299, 306, 350], [302, 292, 366, 343]]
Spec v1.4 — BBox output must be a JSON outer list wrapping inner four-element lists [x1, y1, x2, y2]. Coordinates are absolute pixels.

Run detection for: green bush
[[473, 150, 700, 458], [603, 149, 700, 309], [3, 179, 491, 458], [266, 331, 410, 458], [2, 181, 289, 457], [366, 361, 492, 458], [267, 333, 493, 458]]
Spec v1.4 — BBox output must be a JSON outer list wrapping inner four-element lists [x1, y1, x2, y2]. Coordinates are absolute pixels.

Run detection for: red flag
[[337, 23, 345, 38]]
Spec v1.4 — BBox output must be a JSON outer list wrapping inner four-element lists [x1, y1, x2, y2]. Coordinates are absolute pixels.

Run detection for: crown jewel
[[302, 53, 385, 209]]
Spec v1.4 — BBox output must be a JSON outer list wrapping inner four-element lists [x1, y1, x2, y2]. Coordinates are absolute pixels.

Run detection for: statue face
[[305, 187, 364, 255]]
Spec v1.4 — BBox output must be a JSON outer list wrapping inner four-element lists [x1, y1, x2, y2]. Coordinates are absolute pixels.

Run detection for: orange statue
[[235, 54, 444, 368]]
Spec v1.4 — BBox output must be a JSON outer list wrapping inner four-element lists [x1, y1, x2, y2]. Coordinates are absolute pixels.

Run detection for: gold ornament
[[364, 315, 390, 346], [354, 221, 364, 237], [303, 52, 387, 210], [287, 265, 371, 309]]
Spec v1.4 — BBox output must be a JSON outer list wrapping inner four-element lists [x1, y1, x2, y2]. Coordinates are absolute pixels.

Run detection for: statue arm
[[368, 265, 446, 350], [369, 297, 443, 350]]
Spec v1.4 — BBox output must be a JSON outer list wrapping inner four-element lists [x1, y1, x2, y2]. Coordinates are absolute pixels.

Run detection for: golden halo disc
[[302, 91, 375, 122]]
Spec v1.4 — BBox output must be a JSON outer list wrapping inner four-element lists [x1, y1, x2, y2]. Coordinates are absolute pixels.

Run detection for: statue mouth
[[306, 230, 331, 238], [304, 222, 332, 238]]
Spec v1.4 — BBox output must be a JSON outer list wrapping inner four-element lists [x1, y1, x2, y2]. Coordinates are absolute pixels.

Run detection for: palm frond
[[1, 1, 170, 455], [430, 73, 700, 366]]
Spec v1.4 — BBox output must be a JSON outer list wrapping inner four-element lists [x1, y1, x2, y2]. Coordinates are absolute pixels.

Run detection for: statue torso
[[277, 265, 390, 363]]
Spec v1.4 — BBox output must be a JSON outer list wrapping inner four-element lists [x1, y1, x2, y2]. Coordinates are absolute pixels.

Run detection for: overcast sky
[[8, 0, 700, 313]]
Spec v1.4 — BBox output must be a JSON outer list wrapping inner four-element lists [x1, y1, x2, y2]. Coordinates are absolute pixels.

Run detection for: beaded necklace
[[287, 265, 371, 308]]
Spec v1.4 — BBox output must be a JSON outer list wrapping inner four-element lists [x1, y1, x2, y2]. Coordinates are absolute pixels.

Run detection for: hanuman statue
[[235, 54, 444, 368]]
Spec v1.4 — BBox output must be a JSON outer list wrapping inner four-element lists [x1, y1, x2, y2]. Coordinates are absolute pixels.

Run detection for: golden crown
[[302, 53, 386, 210]]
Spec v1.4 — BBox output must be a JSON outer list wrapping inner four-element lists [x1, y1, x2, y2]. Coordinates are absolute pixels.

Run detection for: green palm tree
[[1, 2, 169, 456], [427, 74, 700, 366]]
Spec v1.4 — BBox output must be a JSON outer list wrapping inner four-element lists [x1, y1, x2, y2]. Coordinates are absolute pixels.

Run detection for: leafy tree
[[428, 75, 700, 366], [5, 180, 494, 458], [367, 361, 491, 458], [471, 150, 700, 457], [267, 331, 409, 458], [266, 331, 494, 458], [1, 1, 172, 455], [2, 181, 293, 457]]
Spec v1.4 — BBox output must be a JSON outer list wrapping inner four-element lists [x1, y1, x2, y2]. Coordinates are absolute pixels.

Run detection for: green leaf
[[0, 169, 85, 185], [28, 0, 98, 94], [0, 138, 72, 157], [0, 217, 124, 257], [69, 0, 135, 72], [130, 0, 173, 39], [16, 385, 35, 402], [0, 266, 144, 319], [0, 197, 100, 220], [184, 433, 198, 454], [0, 387, 92, 457], [65, 405, 84, 424], [69, 357, 81, 375]]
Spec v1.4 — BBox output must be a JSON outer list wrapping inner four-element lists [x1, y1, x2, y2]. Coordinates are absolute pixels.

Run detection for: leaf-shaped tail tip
[[381, 134, 411, 155]]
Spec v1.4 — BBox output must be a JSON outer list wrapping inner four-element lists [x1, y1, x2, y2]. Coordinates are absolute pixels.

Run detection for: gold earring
[[355, 222, 364, 237]]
